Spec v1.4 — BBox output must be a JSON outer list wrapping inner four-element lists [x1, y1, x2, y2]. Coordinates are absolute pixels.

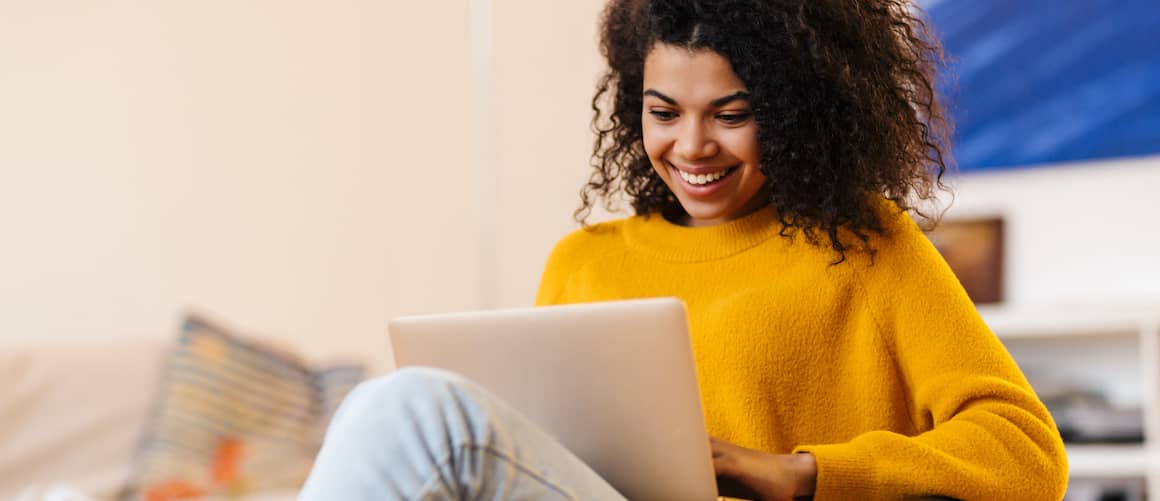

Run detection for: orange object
[[143, 479, 205, 501], [211, 436, 245, 487]]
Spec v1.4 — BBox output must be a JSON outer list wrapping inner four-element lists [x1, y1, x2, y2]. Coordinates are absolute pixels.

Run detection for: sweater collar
[[622, 205, 783, 262]]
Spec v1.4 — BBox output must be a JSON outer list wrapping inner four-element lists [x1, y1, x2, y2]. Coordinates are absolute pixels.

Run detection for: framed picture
[[925, 217, 1005, 304]]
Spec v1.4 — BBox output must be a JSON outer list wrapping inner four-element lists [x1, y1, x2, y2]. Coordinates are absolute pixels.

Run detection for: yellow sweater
[[535, 203, 1068, 501]]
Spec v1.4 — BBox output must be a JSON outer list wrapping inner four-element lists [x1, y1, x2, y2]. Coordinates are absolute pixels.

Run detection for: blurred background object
[[920, 1, 1160, 500], [127, 316, 362, 500], [925, 217, 1004, 304]]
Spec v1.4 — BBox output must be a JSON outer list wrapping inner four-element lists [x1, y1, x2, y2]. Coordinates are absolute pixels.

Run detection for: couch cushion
[[0, 334, 168, 499]]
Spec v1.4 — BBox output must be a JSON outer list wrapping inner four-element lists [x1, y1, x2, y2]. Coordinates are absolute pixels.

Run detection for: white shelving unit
[[1066, 444, 1151, 478], [979, 305, 1160, 496]]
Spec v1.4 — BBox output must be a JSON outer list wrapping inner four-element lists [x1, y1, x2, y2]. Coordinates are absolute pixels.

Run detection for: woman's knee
[[325, 366, 494, 445], [343, 366, 476, 412]]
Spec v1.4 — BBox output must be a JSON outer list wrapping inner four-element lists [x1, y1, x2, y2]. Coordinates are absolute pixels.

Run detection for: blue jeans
[[299, 367, 629, 501]]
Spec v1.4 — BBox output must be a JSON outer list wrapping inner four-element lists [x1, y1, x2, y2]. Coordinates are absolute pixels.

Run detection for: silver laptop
[[387, 297, 718, 500]]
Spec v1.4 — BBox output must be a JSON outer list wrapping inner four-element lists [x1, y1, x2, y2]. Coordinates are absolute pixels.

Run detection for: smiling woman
[[299, 2, 1069, 500], [580, 0, 955, 262], [640, 46, 769, 227]]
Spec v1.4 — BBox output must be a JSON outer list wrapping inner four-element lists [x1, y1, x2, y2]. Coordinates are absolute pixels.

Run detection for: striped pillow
[[127, 315, 364, 499]]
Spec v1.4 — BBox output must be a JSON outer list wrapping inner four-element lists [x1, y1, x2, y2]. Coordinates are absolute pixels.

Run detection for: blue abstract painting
[[921, 0, 1160, 172]]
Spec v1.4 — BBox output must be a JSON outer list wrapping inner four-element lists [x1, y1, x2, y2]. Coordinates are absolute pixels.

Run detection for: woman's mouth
[[675, 166, 738, 186]]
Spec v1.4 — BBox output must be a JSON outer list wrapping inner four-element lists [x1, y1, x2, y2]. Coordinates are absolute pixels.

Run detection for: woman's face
[[641, 44, 769, 227]]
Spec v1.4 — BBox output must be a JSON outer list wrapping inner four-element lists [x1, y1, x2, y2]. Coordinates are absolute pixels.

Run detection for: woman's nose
[[674, 120, 719, 161]]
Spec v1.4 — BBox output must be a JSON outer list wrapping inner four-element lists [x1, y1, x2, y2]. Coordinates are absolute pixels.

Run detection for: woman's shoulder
[[536, 216, 638, 305], [870, 197, 930, 245], [549, 215, 635, 250], [851, 197, 950, 272], [853, 197, 965, 294], [544, 216, 637, 266]]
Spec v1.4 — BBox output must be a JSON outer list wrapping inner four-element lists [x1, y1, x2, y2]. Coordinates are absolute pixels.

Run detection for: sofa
[[0, 333, 311, 501]]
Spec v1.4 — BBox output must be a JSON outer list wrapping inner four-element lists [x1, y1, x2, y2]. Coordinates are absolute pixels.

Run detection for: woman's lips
[[669, 163, 740, 198]]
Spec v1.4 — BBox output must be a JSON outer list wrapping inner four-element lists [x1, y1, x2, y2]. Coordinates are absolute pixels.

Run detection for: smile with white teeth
[[677, 167, 734, 186]]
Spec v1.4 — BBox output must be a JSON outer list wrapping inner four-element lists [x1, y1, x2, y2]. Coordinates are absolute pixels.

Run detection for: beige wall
[[0, 1, 478, 368], [487, 0, 615, 308]]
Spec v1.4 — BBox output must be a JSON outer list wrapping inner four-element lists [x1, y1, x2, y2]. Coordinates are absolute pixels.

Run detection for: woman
[[301, 0, 1069, 499]]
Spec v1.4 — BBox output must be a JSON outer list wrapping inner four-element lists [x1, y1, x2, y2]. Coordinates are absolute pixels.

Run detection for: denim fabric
[[299, 367, 628, 501]]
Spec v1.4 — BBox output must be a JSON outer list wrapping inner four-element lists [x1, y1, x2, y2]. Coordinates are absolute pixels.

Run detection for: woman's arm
[[788, 212, 1068, 500]]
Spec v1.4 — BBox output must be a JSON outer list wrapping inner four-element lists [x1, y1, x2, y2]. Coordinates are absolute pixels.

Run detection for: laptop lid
[[387, 297, 718, 501]]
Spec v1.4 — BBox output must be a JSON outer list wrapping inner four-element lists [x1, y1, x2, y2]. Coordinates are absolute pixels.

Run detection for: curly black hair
[[577, 0, 953, 262]]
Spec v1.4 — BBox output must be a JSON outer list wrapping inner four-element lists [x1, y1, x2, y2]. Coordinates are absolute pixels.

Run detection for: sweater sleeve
[[793, 216, 1068, 500]]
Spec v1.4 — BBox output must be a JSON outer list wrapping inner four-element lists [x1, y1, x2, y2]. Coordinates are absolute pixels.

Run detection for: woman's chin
[[675, 204, 735, 227]]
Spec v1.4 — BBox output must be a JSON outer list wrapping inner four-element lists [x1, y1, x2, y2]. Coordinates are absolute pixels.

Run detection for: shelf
[[971, 305, 1160, 490], [1067, 444, 1151, 478], [977, 305, 1159, 339]]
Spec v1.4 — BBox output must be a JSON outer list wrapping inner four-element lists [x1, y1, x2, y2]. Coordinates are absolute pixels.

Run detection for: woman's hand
[[710, 437, 817, 500]]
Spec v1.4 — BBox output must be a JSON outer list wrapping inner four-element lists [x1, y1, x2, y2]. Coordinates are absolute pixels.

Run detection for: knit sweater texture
[[534, 202, 1068, 501]]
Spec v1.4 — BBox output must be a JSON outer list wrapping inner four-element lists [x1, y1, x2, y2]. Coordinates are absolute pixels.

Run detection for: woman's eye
[[648, 110, 678, 121], [717, 113, 752, 124]]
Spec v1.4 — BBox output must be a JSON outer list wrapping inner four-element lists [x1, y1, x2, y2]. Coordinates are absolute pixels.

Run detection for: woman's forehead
[[642, 44, 748, 104]]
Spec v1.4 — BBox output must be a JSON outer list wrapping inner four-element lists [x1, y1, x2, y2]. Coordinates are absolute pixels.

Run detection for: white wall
[[0, 1, 478, 368], [945, 156, 1160, 306]]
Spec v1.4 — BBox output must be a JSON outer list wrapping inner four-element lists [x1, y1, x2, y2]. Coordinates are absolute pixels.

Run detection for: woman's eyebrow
[[710, 91, 751, 107], [643, 89, 677, 105], [643, 89, 752, 107]]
